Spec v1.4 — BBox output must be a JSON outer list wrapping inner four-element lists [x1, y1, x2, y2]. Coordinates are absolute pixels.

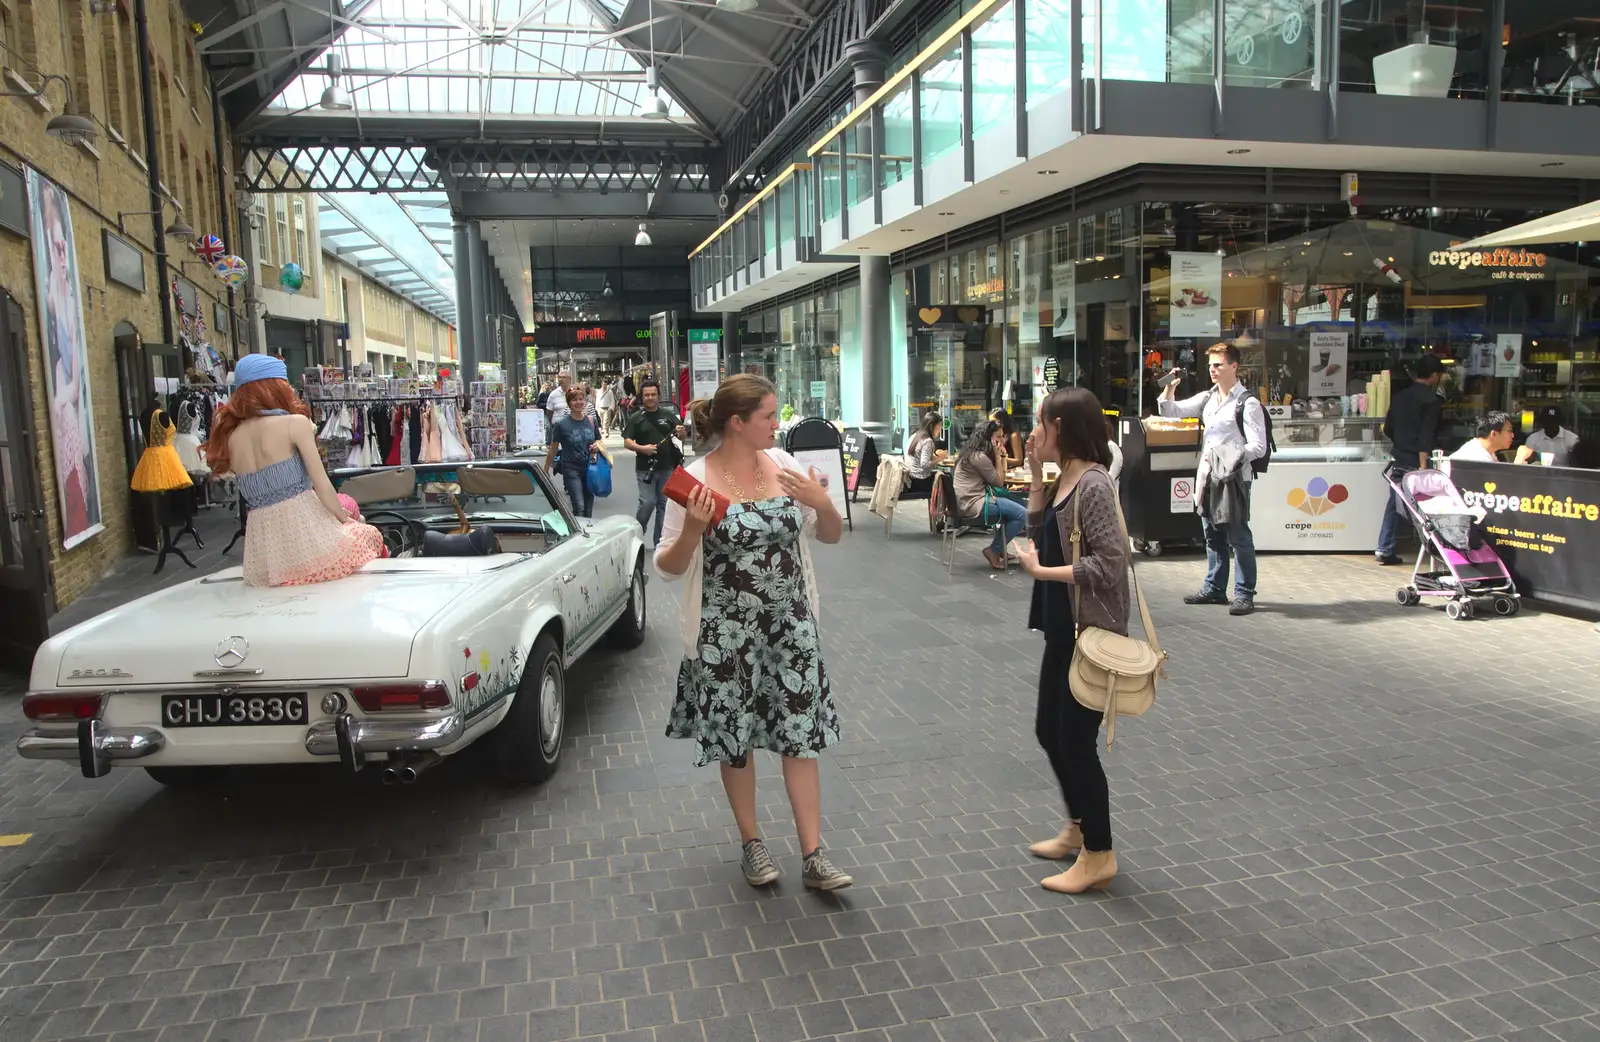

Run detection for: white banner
[[1170, 252, 1222, 338], [1020, 272, 1041, 346], [1051, 262, 1075, 336], [1308, 331, 1348, 398], [1495, 333, 1522, 377]]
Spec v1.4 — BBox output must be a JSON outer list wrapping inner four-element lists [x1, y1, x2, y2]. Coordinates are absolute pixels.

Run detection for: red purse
[[663, 466, 730, 528]]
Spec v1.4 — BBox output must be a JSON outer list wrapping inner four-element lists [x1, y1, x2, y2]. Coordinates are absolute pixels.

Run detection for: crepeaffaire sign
[[1428, 246, 1548, 281]]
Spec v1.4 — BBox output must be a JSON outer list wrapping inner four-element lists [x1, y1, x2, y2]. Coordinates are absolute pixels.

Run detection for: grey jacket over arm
[[1026, 467, 1131, 636]]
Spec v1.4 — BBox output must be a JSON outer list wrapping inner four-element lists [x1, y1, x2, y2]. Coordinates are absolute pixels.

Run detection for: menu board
[[1308, 331, 1348, 397], [1170, 252, 1222, 337]]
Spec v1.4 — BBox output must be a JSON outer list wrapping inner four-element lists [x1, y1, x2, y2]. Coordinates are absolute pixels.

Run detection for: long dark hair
[[956, 419, 1001, 472], [1039, 387, 1113, 501], [909, 410, 942, 451]]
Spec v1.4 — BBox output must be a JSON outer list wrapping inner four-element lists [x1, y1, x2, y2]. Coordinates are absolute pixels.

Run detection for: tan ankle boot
[[1027, 822, 1083, 860], [1041, 849, 1117, 893]]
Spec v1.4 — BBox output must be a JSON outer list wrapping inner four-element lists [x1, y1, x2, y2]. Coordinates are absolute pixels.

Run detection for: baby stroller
[[1387, 466, 1520, 620]]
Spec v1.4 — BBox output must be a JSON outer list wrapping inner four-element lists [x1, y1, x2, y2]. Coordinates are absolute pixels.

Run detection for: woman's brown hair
[[688, 373, 776, 445], [1039, 387, 1113, 500], [204, 378, 311, 474]]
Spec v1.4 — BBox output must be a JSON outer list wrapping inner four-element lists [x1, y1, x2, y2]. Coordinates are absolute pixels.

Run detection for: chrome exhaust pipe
[[391, 752, 442, 784], [380, 767, 400, 785], [398, 766, 420, 784]]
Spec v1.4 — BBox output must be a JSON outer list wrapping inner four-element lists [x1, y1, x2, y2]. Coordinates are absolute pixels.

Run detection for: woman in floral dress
[[656, 374, 851, 890]]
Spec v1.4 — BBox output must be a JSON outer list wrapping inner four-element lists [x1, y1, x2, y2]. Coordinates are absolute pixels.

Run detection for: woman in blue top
[[543, 385, 609, 517]]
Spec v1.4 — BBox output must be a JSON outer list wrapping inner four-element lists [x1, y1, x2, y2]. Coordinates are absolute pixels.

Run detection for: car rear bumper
[[17, 711, 465, 778]]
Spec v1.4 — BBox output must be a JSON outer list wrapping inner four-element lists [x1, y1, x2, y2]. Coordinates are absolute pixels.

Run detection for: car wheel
[[144, 766, 233, 788], [610, 556, 647, 648], [491, 631, 564, 785]]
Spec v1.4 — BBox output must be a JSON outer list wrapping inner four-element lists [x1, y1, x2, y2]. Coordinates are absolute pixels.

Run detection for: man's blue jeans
[[987, 495, 1028, 555], [1200, 485, 1256, 599], [1376, 462, 1416, 557], [637, 469, 670, 544]]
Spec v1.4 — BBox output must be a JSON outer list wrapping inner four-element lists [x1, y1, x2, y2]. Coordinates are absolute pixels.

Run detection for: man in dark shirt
[[1376, 355, 1444, 564], [623, 379, 686, 545]]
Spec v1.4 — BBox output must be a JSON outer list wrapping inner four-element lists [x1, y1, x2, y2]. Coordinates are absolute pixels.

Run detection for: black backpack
[[1233, 397, 1275, 476]]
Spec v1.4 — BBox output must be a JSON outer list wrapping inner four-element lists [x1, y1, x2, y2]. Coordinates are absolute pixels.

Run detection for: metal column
[[453, 220, 476, 376], [467, 222, 489, 379], [848, 38, 892, 428], [722, 312, 740, 377]]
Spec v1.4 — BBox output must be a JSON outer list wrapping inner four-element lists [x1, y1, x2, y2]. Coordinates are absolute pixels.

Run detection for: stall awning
[[1456, 200, 1600, 249]]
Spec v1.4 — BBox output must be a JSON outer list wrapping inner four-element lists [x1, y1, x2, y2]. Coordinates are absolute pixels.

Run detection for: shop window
[[117, 10, 142, 154], [292, 197, 307, 266], [251, 194, 269, 265]]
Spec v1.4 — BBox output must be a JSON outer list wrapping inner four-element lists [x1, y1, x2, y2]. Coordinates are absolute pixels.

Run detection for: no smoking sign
[[1170, 477, 1194, 513]]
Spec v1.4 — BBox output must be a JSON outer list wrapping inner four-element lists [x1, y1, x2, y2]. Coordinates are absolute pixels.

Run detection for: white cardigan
[[654, 448, 822, 657]]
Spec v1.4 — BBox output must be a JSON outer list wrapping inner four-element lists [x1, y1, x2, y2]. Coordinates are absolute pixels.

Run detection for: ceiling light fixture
[[640, 67, 669, 119], [716, 0, 759, 11], [320, 52, 353, 111], [634, 223, 652, 247]]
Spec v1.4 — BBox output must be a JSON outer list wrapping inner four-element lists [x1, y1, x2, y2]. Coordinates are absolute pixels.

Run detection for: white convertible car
[[17, 460, 647, 787]]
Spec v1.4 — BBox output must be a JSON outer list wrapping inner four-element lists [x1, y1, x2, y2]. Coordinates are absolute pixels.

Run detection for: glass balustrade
[[971, 2, 1017, 141], [880, 81, 915, 193], [1026, 0, 1076, 111], [920, 37, 966, 168]]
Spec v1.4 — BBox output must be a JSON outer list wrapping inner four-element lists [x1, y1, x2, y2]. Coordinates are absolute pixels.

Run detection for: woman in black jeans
[[1016, 387, 1131, 894]]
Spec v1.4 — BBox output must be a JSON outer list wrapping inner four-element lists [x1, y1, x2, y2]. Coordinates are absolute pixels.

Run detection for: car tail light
[[23, 692, 105, 722], [349, 682, 451, 712]]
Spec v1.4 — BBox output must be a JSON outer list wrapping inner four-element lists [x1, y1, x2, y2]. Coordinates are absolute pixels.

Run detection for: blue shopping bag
[[586, 454, 613, 498]]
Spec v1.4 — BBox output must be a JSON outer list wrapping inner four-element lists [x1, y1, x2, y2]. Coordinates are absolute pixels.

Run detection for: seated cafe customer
[[954, 420, 1025, 570], [1525, 406, 1579, 467], [1450, 412, 1534, 464], [904, 410, 946, 499]]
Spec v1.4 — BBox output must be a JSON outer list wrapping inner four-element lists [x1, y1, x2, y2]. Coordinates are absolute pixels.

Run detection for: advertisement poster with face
[[1170, 252, 1222, 337], [1308, 331, 1348, 397], [1495, 333, 1523, 378], [27, 168, 103, 550], [1051, 263, 1075, 337]]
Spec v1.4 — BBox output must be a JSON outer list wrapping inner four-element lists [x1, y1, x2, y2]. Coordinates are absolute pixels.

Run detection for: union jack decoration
[[195, 234, 225, 265]]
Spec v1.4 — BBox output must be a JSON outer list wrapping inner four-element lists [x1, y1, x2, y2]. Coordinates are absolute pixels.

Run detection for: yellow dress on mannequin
[[130, 410, 194, 493]]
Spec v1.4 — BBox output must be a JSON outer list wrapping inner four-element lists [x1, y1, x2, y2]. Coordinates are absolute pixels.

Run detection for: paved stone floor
[[3, 450, 1600, 1042]]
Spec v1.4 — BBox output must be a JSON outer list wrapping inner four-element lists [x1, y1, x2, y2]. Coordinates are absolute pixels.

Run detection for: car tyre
[[490, 631, 564, 785], [610, 555, 647, 648], [144, 766, 233, 788]]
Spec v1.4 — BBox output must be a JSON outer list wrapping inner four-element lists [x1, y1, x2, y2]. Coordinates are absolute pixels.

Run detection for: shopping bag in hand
[[586, 454, 613, 498]]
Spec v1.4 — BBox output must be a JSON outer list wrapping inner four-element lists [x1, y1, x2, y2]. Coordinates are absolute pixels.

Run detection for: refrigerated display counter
[[1251, 418, 1391, 552]]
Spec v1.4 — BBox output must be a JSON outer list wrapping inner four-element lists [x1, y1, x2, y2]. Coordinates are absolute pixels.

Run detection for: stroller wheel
[[1395, 586, 1419, 606], [1493, 596, 1517, 617], [1144, 541, 1164, 558], [1445, 600, 1472, 620]]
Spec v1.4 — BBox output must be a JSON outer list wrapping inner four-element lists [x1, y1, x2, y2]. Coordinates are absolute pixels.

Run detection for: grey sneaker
[[741, 839, 780, 886], [802, 848, 854, 891], [1229, 597, 1256, 616]]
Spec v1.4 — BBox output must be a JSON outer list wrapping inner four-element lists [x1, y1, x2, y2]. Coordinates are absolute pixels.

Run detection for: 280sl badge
[[68, 668, 132, 679]]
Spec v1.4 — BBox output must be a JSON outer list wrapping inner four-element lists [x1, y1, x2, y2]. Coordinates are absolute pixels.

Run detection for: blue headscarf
[[233, 353, 288, 387]]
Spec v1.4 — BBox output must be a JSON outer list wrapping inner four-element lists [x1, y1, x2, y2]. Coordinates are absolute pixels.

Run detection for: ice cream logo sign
[[1284, 476, 1349, 534]]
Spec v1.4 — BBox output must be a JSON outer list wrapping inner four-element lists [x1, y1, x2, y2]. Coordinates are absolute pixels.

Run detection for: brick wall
[[0, 0, 238, 611]]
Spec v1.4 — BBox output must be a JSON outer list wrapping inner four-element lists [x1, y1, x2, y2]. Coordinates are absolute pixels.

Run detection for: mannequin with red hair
[[208, 354, 382, 586]]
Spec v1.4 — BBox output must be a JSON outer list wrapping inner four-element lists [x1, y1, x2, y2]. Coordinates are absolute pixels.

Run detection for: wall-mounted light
[[0, 74, 98, 145]]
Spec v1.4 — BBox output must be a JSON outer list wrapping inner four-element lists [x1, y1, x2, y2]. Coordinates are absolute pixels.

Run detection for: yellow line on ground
[[0, 833, 32, 847]]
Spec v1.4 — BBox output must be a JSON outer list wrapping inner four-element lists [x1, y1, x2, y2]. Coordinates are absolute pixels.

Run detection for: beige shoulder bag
[[1068, 473, 1166, 748]]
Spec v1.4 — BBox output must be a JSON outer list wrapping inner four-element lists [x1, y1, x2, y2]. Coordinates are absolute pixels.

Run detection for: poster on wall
[[1019, 248, 1040, 345], [1051, 262, 1075, 336], [690, 340, 720, 400], [1307, 331, 1348, 397], [1104, 303, 1131, 341], [27, 167, 103, 551], [1495, 333, 1523, 377], [1169, 252, 1222, 337]]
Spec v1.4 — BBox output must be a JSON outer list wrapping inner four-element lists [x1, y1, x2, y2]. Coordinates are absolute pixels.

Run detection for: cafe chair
[[933, 472, 1006, 576]]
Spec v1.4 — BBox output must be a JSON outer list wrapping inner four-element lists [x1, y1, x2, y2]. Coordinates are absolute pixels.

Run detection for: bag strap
[[1066, 469, 1165, 672]]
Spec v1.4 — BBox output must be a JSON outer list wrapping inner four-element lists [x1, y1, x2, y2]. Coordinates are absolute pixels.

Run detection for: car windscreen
[[335, 467, 562, 525]]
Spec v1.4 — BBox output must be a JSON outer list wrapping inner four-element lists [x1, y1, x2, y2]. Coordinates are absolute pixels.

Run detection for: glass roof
[[319, 191, 458, 325], [268, 0, 687, 123]]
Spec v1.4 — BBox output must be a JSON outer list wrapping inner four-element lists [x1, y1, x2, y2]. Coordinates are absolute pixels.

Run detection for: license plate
[[161, 693, 308, 728]]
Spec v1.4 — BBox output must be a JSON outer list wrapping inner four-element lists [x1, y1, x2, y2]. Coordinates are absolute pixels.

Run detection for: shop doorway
[[910, 316, 999, 446], [114, 330, 181, 551], [0, 291, 55, 668], [265, 319, 313, 384]]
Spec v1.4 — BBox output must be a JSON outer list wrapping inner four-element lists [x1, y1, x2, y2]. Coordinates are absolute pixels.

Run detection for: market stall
[[1446, 459, 1600, 613], [1251, 416, 1391, 552]]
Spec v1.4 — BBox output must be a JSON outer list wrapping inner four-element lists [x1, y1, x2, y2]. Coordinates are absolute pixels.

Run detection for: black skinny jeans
[[1036, 639, 1113, 852]]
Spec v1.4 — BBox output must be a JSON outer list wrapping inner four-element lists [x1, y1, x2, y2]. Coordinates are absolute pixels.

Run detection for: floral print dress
[[667, 495, 839, 767]]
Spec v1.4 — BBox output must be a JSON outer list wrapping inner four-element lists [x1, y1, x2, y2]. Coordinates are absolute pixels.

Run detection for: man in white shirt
[[597, 379, 618, 435], [1159, 343, 1269, 616], [1450, 412, 1533, 464], [1524, 406, 1580, 466], [548, 372, 572, 426]]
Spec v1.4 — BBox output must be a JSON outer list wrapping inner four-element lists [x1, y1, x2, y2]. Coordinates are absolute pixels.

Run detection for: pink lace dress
[[237, 455, 383, 586]]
